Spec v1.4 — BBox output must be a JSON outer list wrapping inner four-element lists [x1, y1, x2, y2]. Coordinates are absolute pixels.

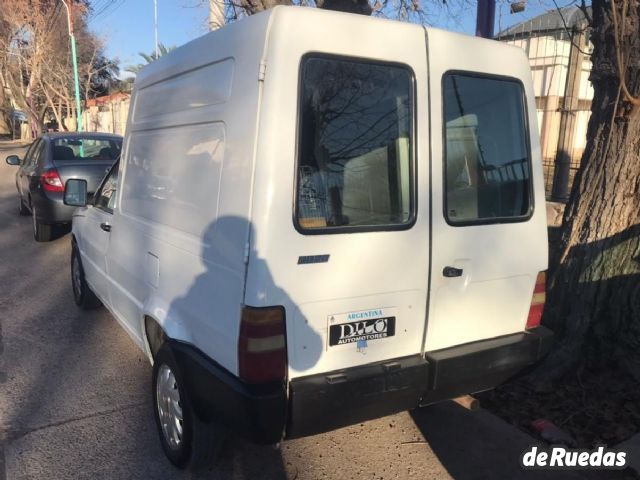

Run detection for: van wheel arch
[[145, 318, 226, 468], [145, 316, 166, 360]]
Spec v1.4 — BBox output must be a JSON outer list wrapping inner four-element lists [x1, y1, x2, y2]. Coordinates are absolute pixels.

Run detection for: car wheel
[[32, 206, 52, 242], [18, 196, 29, 216], [153, 344, 225, 470], [71, 244, 102, 309]]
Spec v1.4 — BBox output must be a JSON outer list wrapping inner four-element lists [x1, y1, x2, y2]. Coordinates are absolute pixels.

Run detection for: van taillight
[[526, 272, 546, 329], [238, 306, 287, 383], [41, 169, 64, 192]]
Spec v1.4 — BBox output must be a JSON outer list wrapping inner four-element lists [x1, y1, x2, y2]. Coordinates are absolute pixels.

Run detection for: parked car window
[[443, 73, 532, 225], [53, 137, 122, 161], [21, 140, 38, 166], [295, 55, 414, 232], [30, 140, 46, 168], [94, 163, 119, 212]]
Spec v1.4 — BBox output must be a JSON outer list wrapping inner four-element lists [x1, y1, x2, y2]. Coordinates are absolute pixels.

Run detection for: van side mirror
[[5, 155, 20, 166], [64, 179, 88, 207]]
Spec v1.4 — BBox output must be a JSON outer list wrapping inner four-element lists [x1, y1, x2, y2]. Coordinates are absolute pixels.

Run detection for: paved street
[[0, 143, 628, 480]]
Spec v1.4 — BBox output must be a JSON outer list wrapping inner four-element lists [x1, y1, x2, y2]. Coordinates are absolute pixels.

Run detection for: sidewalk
[[411, 401, 635, 479], [0, 140, 30, 151]]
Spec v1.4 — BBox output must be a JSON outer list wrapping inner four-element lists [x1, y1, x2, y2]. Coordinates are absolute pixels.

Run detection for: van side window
[[296, 55, 414, 232], [95, 163, 119, 213], [443, 73, 532, 225]]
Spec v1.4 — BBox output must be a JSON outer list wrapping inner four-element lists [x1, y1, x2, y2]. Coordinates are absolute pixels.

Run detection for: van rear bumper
[[170, 340, 287, 444], [286, 326, 553, 438], [170, 327, 552, 443]]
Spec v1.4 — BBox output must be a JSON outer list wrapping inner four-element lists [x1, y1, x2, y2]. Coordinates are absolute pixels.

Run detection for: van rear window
[[443, 73, 532, 225], [295, 55, 414, 233]]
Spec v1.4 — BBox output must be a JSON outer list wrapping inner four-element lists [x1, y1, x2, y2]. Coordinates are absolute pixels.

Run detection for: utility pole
[[209, 0, 225, 31], [61, 0, 83, 132], [475, 0, 496, 38], [153, 0, 159, 58]]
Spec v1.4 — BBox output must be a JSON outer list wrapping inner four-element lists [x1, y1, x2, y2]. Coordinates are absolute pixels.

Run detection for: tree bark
[[317, 0, 373, 15], [542, 0, 640, 380]]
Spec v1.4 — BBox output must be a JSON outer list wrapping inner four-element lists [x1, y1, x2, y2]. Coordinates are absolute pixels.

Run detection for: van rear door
[[245, 11, 431, 379], [423, 29, 548, 352]]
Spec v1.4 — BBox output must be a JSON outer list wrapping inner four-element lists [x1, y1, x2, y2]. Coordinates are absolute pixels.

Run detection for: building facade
[[497, 7, 592, 199]]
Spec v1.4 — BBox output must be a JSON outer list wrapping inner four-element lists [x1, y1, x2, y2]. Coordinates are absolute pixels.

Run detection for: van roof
[[134, 6, 526, 90]]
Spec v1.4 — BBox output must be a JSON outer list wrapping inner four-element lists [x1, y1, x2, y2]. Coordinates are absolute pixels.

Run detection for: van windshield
[[296, 56, 414, 232]]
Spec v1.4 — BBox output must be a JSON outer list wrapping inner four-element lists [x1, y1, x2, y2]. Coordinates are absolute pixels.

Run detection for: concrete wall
[[62, 94, 130, 136], [83, 96, 130, 135]]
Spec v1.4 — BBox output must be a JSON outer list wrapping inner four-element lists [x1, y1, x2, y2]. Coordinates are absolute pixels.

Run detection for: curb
[[0, 142, 29, 151]]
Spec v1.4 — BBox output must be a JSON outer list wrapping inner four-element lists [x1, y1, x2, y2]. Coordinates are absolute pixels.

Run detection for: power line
[[89, 0, 126, 22]]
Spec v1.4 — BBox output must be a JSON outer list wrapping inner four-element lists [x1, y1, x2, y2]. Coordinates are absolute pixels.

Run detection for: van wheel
[[18, 196, 29, 216], [71, 244, 102, 309], [153, 344, 224, 470], [32, 207, 52, 242]]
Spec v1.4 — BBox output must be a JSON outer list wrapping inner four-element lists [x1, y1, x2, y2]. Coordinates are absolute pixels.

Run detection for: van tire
[[152, 344, 224, 470], [71, 244, 102, 309]]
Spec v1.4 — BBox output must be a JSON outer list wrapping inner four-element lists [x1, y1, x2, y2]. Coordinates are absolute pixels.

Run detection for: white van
[[65, 5, 552, 469]]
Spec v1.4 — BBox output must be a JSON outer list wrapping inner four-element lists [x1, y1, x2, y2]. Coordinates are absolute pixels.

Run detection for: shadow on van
[[162, 216, 322, 475], [164, 215, 323, 373]]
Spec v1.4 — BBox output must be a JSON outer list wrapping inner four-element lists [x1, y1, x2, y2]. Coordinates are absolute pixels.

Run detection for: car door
[[246, 26, 431, 379], [20, 140, 43, 201], [17, 140, 37, 200], [80, 162, 119, 304], [424, 29, 548, 352]]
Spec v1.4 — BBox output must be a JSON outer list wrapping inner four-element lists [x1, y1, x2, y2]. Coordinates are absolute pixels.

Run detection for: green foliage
[[125, 44, 175, 75]]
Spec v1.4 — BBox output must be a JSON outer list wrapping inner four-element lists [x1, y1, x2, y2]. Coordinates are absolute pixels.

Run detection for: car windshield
[[52, 137, 122, 161]]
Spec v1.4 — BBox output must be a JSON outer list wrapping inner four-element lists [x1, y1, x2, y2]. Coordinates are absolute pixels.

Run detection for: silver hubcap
[[32, 208, 37, 233], [156, 364, 183, 450], [72, 255, 82, 298]]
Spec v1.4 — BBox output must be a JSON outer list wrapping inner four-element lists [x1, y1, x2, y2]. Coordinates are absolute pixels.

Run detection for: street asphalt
[[0, 143, 632, 480]]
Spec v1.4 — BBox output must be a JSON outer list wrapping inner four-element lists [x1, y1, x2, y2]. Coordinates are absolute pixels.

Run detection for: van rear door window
[[296, 55, 414, 233], [443, 73, 532, 225]]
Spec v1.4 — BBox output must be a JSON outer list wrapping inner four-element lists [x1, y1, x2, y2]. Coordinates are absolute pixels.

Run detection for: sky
[[88, 0, 560, 77], [89, 1, 209, 74]]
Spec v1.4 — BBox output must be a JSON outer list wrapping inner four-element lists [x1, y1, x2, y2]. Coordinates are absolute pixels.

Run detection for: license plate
[[329, 316, 396, 346]]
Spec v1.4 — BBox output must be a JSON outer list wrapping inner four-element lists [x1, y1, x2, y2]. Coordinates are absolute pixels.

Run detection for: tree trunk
[[542, 0, 640, 380], [240, 0, 292, 15], [317, 0, 373, 15], [40, 81, 64, 131]]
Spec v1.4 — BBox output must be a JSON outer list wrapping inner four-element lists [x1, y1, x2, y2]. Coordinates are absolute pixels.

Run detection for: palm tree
[[125, 44, 175, 75]]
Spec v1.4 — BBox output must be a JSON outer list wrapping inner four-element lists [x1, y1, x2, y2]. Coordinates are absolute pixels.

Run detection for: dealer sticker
[[328, 308, 396, 347]]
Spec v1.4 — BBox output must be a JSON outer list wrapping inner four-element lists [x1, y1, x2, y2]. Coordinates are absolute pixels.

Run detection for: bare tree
[[202, 0, 462, 28], [0, 0, 119, 136]]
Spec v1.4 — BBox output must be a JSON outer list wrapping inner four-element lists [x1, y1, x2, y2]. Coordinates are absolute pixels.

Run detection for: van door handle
[[100, 222, 111, 232], [443, 266, 463, 277]]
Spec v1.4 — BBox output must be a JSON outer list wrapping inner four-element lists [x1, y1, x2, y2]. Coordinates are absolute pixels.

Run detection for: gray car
[[6, 132, 123, 241]]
